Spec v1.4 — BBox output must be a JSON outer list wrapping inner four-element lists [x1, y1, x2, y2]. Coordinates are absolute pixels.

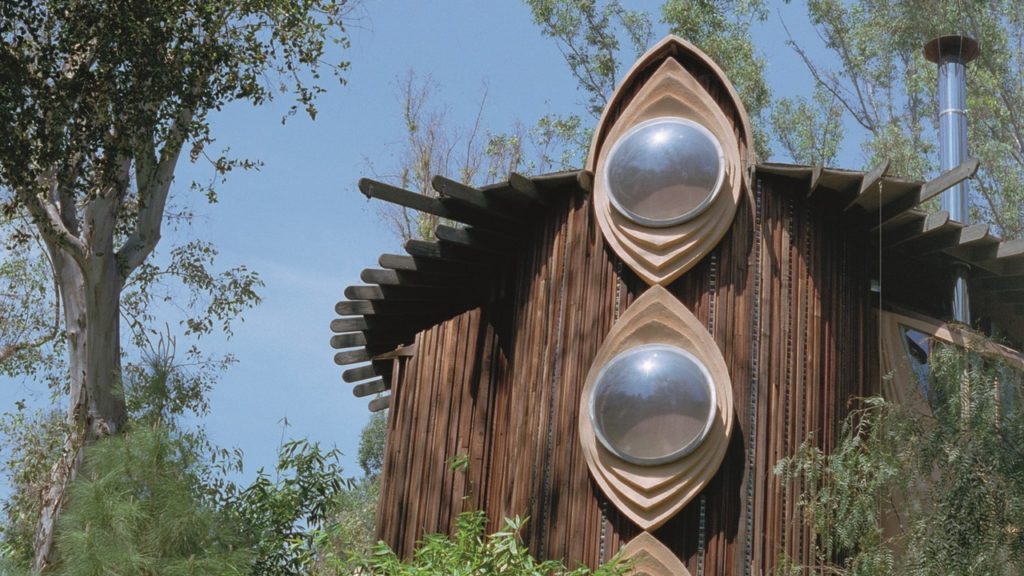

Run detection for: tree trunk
[[32, 248, 127, 574]]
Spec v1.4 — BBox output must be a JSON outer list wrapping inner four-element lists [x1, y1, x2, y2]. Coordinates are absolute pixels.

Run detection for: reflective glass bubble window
[[590, 344, 716, 466], [604, 117, 725, 227]]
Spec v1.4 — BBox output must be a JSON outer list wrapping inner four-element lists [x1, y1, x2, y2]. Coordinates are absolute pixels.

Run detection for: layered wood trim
[[588, 49, 747, 285], [585, 35, 755, 173], [337, 172, 587, 406], [619, 533, 692, 576], [579, 286, 734, 531]]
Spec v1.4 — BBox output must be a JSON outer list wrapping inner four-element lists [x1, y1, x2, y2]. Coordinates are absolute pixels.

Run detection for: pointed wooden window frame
[[579, 286, 734, 531], [587, 36, 753, 286]]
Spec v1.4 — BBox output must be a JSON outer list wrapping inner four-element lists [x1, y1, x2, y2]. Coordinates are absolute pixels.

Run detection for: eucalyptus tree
[[0, 0, 352, 570], [782, 0, 1024, 238]]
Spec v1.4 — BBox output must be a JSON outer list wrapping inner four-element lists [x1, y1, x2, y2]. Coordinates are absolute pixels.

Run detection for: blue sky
[[2, 1, 861, 487]]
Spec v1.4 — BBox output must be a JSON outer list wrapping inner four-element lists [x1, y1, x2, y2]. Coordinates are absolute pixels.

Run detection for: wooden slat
[[434, 224, 517, 254], [329, 332, 366, 349], [343, 363, 379, 383], [368, 395, 392, 412], [806, 164, 824, 198], [360, 267, 470, 287], [432, 176, 528, 225], [378, 253, 472, 275], [405, 239, 496, 263], [508, 172, 551, 206], [360, 178, 517, 232], [880, 211, 949, 248], [353, 377, 388, 397], [843, 159, 890, 211], [359, 178, 459, 220], [900, 222, 990, 256], [330, 316, 367, 332], [918, 157, 980, 205], [334, 347, 370, 365], [973, 238, 1024, 262], [336, 299, 466, 317], [344, 283, 471, 302]]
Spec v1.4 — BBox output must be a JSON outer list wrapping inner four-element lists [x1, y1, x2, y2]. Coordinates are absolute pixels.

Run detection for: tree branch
[[116, 104, 195, 278], [19, 181, 87, 269]]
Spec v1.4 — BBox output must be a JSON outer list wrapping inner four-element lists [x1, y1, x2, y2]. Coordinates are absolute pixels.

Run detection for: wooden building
[[331, 37, 1024, 575]]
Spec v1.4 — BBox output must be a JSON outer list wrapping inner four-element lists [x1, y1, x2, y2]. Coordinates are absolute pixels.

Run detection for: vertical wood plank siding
[[375, 173, 874, 573]]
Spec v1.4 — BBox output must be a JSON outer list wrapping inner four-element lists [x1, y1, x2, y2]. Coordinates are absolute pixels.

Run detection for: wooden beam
[[360, 267, 469, 288], [343, 364, 379, 383], [330, 316, 368, 332], [336, 299, 466, 317], [805, 165, 824, 198], [508, 172, 551, 206], [353, 378, 388, 398], [434, 224, 516, 254], [918, 158, 980, 205], [901, 223, 991, 256], [344, 283, 471, 302], [359, 178, 457, 220], [431, 176, 528, 225], [329, 332, 367, 349], [880, 211, 949, 248], [360, 178, 517, 232], [844, 160, 890, 211], [334, 347, 370, 365], [405, 239, 496, 263], [577, 169, 595, 192], [972, 238, 1024, 262], [368, 395, 391, 413], [378, 253, 471, 275]]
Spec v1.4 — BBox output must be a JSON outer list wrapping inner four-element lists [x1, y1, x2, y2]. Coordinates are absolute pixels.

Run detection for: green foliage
[[52, 426, 250, 576], [776, 337, 1024, 575], [357, 511, 626, 575], [787, 0, 1024, 237], [358, 412, 388, 478], [0, 237, 63, 385], [229, 439, 352, 576], [771, 87, 845, 166], [312, 476, 381, 574], [0, 408, 65, 568]]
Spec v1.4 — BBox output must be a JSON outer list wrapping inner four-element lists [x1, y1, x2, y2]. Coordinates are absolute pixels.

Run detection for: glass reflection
[[900, 326, 931, 399], [590, 344, 716, 465], [605, 117, 724, 227]]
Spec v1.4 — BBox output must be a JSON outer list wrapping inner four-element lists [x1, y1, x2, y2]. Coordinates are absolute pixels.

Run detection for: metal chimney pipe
[[925, 34, 979, 324]]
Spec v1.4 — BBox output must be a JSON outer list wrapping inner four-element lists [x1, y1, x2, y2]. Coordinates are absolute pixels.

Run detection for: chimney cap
[[924, 35, 980, 64]]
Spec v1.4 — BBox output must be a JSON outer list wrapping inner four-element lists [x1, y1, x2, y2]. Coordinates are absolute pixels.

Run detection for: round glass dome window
[[590, 344, 716, 466], [604, 117, 725, 227]]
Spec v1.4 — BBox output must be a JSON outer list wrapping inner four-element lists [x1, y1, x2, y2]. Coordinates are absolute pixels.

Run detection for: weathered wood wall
[[376, 172, 876, 574]]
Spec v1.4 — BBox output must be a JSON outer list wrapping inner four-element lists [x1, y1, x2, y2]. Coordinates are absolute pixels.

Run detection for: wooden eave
[[336, 162, 1024, 410], [333, 171, 586, 411], [757, 159, 1024, 312]]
